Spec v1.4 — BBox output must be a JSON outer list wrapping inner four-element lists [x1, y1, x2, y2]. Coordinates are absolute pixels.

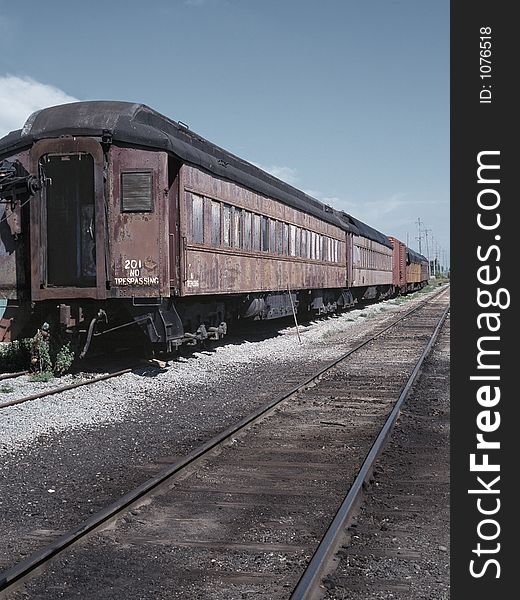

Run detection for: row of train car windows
[[354, 246, 393, 270], [188, 193, 341, 263]]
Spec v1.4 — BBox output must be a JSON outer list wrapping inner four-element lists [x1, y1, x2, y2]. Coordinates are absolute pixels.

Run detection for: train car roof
[[0, 101, 392, 248], [407, 248, 428, 263], [337, 212, 393, 248]]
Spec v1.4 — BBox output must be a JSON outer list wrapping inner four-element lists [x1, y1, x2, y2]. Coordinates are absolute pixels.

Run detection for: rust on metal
[[179, 164, 348, 296], [109, 147, 170, 298]]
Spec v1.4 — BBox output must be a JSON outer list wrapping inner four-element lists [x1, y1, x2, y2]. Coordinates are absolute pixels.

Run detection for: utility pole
[[423, 228, 432, 278], [415, 217, 423, 254], [430, 236, 437, 277]]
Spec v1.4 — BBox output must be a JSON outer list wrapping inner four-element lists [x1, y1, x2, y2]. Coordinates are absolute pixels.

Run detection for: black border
[[451, 1, 514, 594]]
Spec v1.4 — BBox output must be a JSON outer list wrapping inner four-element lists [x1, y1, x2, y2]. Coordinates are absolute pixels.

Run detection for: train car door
[[109, 147, 170, 299], [29, 138, 107, 301]]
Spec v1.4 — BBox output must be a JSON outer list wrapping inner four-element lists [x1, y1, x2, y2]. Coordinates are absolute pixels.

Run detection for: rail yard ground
[[0, 283, 449, 597], [324, 312, 450, 599]]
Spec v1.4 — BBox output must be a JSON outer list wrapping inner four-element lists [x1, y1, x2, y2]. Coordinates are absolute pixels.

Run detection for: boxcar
[[405, 248, 429, 292], [388, 236, 407, 293]]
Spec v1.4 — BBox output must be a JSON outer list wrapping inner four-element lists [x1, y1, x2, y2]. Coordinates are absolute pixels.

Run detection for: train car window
[[335, 240, 339, 263], [211, 201, 221, 246], [121, 171, 153, 212], [275, 221, 282, 254], [233, 207, 242, 248], [269, 219, 276, 253], [261, 216, 269, 251], [191, 194, 204, 243], [295, 228, 301, 257], [283, 223, 289, 255], [289, 225, 296, 256], [252, 214, 261, 251], [223, 204, 231, 246], [243, 211, 252, 250], [354, 244, 360, 265], [301, 229, 307, 258]]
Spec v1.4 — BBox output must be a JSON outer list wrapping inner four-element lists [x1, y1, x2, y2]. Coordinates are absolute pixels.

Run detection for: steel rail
[[0, 368, 133, 410], [290, 302, 450, 600], [0, 370, 28, 381], [0, 285, 449, 592]]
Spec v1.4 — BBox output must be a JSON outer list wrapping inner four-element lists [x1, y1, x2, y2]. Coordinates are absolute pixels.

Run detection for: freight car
[[405, 247, 429, 292], [0, 101, 424, 354], [388, 236, 429, 294]]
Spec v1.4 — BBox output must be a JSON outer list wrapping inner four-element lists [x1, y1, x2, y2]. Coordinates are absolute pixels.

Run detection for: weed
[[0, 332, 76, 377], [32, 333, 52, 373], [54, 343, 75, 376], [0, 339, 33, 372], [29, 371, 54, 383], [0, 383, 14, 393]]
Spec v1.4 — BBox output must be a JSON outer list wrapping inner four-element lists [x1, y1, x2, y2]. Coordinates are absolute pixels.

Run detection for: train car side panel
[[351, 235, 393, 287], [179, 165, 347, 296]]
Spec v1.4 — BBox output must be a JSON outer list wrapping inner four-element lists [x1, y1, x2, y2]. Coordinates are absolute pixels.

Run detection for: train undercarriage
[[6, 282, 411, 359]]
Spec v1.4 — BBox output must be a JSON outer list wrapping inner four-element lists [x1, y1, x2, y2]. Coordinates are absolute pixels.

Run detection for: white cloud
[[251, 162, 300, 187], [0, 75, 79, 138], [184, 0, 224, 6], [302, 188, 342, 206]]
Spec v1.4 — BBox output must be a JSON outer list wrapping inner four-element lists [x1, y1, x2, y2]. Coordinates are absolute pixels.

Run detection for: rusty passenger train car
[[0, 101, 427, 352]]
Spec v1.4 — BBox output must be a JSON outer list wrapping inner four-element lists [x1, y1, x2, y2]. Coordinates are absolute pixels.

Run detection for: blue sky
[[0, 0, 449, 264]]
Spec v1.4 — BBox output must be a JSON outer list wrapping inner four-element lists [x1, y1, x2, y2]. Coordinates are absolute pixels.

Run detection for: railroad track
[[0, 289, 442, 411], [0, 368, 135, 410], [0, 371, 28, 382], [0, 286, 449, 599]]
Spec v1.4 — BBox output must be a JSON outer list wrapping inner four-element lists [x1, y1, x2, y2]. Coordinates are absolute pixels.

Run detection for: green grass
[[0, 383, 14, 393]]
